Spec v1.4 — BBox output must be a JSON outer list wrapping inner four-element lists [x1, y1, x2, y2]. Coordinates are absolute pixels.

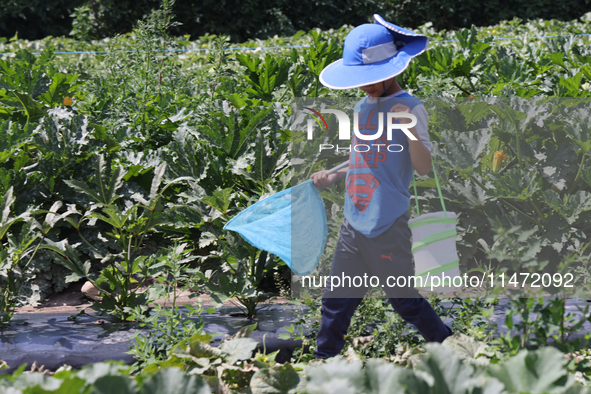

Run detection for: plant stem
[[77, 228, 102, 256], [528, 199, 547, 228], [510, 115, 523, 170], [250, 247, 256, 279], [314, 78, 319, 98], [126, 234, 133, 301], [560, 297, 566, 344], [21, 234, 44, 273], [568, 151, 588, 194], [451, 80, 472, 96], [469, 174, 488, 191], [498, 199, 539, 227], [136, 202, 157, 257]]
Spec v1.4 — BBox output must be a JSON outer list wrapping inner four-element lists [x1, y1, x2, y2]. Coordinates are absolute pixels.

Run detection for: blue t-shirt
[[344, 91, 424, 237]]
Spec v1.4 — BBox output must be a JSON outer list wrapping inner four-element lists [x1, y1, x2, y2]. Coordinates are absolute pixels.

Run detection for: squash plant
[[0, 48, 83, 126], [129, 243, 206, 368], [194, 187, 278, 318], [46, 156, 191, 321], [416, 97, 591, 294], [178, 101, 291, 317], [0, 189, 72, 327]]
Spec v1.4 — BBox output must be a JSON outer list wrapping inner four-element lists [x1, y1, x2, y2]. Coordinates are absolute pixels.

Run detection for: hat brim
[[319, 55, 408, 90], [373, 14, 425, 38], [319, 14, 429, 90]]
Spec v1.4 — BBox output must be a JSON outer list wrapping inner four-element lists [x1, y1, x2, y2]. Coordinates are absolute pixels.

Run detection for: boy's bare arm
[[390, 103, 432, 175], [406, 126, 431, 175], [310, 167, 348, 191]]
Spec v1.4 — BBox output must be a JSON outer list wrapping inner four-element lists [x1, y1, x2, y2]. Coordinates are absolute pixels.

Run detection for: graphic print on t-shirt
[[343, 92, 429, 237], [346, 173, 380, 213]]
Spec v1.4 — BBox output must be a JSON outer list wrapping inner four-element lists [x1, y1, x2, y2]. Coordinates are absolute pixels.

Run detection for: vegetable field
[[2, 4, 591, 393]]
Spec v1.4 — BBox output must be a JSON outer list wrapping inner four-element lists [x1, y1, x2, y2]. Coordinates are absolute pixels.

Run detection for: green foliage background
[[1, 3, 591, 305], [2, 0, 591, 41], [2, 5, 591, 392]]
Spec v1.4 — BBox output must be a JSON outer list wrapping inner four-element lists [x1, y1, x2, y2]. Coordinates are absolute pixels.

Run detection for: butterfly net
[[223, 179, 327, 276]]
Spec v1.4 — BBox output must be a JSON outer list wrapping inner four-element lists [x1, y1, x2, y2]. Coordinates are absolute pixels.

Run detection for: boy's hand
[[389, 103, 412, 124], [390, 103, 432, 175], [310, 170, 339, 191]]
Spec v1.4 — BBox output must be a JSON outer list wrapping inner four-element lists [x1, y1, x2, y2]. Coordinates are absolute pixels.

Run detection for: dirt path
[[14, 283, 291, 314]]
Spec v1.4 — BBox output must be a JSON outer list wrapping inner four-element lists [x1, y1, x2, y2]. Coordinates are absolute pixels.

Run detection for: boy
[[310, 14, 452, 359]]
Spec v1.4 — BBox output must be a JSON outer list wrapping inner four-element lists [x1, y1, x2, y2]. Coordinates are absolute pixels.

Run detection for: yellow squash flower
[[492, 151, 508, 172]]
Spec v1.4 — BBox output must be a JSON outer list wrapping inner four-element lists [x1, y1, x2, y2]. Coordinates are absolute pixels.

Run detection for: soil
[[14, 281, 291, 315]]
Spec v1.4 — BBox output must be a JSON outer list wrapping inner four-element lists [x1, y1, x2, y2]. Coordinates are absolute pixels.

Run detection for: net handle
[[412, 160, 447, 217], [327, 160, 349, 175]]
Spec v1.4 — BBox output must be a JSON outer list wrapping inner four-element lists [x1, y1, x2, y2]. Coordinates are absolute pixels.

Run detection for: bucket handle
[[412, 160, 447, 217]]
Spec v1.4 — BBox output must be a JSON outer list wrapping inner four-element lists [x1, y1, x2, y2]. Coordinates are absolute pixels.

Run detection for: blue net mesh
[[223, 179, 327, 276]]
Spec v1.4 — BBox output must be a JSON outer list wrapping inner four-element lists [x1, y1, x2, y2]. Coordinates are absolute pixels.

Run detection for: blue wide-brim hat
[[319, 14, 429, 90]]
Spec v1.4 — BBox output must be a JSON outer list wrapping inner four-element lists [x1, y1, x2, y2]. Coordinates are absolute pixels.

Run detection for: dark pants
[[314, 213, 452, 359]]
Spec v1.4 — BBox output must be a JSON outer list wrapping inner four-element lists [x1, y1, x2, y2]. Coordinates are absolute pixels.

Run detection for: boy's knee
[[321, 297, 363, 321], [389, 297, 426, 316]]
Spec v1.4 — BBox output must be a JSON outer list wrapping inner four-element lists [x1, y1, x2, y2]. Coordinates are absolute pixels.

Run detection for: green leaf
[[582, 167, 591, 189], [11, 90, 47, 123], [158, 125, 208, 182], [548, 52, 566, 68], [233, 323, 257, 339], [64, 179, 103, 205], [42, 239, 90, 282], [198, 232, 216, 249], [66, 155, 125, 206], [188, 340, 222, 359], [236, 54, 290, 101], [219, 338, 258, 364], [489, 168, 541, 200], [38, 72, 81, 106], [141, 367, 210, 394], [540, 144, 578, 191], [243, 131, 289, 185], [0, 187, 26, 241], [456, 101, 494, 124], [442, 333, 493, 366], [91, 375, 138, 394], [364, 359, 414, 393], [91, 208, 129, 229], [10, 372, 62, 391], [490, 99, 551, 143], [564, 104, 591, 153], [33, 109, 90, 158], [558, 72, 584, 94], [44, 201, 63, 226], [1, 186, 15, 224], [542, 190, 591, 225], [304, 357, 366, 394], [250, 364, 301, 394], [106, 170, 125, 206], [486, 347, 573, 394], [448, 179, 489, 208], [189, 332, 215, 344], [201, 188, 233, 215], [149, 162, 166, 202], [200, 102, 273, 160], [208, 292, 229, 308], [417, 343, 505, 394], [434, 128, 492, 171]]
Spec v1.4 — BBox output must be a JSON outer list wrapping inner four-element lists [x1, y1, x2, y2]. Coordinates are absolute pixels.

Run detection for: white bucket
[[408, 211, 460, 293]]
